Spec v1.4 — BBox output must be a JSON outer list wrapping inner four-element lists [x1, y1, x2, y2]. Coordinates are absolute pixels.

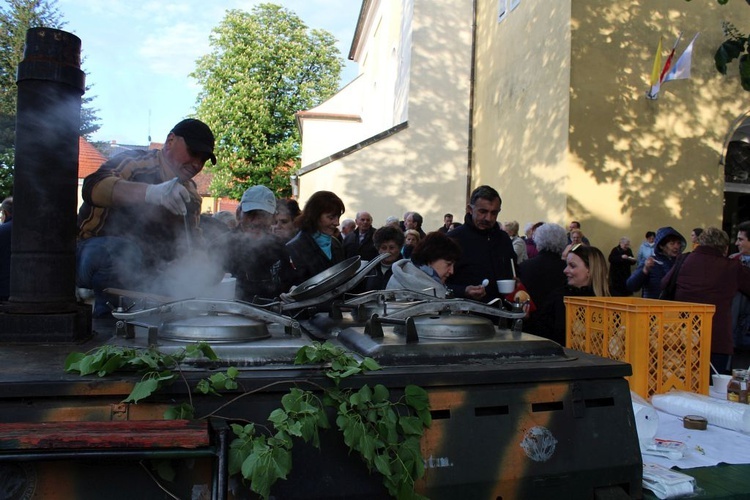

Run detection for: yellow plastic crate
[[564, 297, 715, 399]]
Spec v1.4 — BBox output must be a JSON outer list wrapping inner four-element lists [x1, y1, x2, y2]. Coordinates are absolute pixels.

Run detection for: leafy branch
[[64, 341, 431, 499]]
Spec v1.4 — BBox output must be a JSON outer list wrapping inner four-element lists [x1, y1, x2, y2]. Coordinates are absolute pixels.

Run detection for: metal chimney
[[0, 28, 91, 342]]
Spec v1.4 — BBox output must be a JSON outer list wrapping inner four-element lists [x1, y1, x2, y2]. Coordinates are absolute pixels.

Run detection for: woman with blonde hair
[[564, 244, 610, 297], [402, 229, 421, 259]]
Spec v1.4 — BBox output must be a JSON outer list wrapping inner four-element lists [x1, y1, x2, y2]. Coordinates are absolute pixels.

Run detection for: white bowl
[[497, 279, 516, 294]]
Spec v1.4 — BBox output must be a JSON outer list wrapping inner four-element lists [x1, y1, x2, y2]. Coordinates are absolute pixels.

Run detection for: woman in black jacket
[[286, 191, 346, 285]]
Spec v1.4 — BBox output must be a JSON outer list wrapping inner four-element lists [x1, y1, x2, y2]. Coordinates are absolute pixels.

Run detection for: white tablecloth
[[645, 409, 750, 469]]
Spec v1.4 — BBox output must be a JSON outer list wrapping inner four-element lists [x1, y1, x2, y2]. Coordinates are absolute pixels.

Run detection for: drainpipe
[[466, 0, 478, 203]]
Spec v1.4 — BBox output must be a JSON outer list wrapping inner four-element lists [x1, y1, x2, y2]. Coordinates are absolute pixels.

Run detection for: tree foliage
[[686, 0, 750, 91], [0, 0, 101, 198], [191, 3, 343, 199]]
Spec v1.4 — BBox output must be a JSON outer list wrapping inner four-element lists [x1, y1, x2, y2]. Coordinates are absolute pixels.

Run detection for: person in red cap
[[76, 118, 217, 317]]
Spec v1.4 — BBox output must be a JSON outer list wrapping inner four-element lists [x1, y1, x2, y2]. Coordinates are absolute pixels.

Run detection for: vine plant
[[65, 341, 431, 499]]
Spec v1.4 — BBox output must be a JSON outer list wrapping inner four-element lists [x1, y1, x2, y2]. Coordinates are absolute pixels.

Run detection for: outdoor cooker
[[0, 28, 639, 498], [102, 255, 643, 499]]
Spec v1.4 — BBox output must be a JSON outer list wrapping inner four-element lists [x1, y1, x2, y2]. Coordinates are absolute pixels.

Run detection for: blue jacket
[[626, 226, 686, 298]]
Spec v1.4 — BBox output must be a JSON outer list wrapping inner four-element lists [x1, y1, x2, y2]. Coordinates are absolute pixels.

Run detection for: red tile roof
[[193, 172, 212, 194], [218, 199, 239, 213], [78, 137, 106, 178]]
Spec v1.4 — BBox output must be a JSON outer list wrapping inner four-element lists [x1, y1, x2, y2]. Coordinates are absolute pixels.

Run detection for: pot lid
[[396, 314, 496, 341], [288, 256, 361, 301], [159, 313, 270, 342]]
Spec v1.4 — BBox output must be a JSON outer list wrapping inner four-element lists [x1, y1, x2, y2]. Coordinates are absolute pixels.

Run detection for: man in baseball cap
[[77, 117, 219, 317], [218, 185, 295, 302], [240, 185, 276, 214], [171, 118, 217, 165]]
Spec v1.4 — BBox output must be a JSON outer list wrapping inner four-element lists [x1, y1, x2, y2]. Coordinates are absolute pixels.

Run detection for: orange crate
[[564, 297, 714, 399]]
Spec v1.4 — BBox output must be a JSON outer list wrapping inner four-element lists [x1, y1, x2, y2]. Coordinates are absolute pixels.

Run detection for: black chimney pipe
[[0, 28, 91, 342]]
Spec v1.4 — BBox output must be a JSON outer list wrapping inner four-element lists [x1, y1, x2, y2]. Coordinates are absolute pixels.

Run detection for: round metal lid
[[400, 314, 496, 340], [159, 314, 270, 343], [288, 256, 361, 301]]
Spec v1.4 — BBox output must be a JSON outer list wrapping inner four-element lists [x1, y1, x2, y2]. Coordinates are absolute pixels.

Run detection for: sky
[[55, 0, 362, 145]]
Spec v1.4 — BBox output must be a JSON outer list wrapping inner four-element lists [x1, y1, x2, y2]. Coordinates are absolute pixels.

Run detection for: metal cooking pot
[[288, 256, 361, 301]]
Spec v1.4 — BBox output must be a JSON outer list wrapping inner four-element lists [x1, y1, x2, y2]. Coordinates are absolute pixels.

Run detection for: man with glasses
[[76, 118, 217, 317], [447, 185, 517, 302]]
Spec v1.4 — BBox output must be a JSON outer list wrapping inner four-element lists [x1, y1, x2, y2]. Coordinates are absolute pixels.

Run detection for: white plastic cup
[[711, 373, 732, 398], [497, 279, 516, 294]]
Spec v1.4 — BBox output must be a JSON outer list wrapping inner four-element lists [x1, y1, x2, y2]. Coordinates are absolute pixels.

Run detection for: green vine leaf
[[374, 453, 392, 476], [153, 460, 176, 482], [241, 440, 293, 499], [65, 340, 429, 499], [164, 402, 195, 420], [124, 377, 160, 403]]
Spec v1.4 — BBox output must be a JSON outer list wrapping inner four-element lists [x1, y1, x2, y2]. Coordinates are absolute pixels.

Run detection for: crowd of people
[[2, 118, 748, 376]]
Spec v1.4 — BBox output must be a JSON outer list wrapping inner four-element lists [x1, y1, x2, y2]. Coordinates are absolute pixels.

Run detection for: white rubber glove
[[145, 177, 191, 215]]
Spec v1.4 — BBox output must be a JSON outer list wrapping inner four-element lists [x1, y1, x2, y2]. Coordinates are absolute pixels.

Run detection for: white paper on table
[[642, 463, 695, 499]]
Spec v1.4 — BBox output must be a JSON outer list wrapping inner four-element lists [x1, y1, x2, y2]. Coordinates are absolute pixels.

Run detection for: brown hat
[[171, 118, 216, 165]]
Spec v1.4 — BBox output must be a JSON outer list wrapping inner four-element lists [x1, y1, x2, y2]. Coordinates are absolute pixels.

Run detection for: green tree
[[191, 3, 343, 199], [0, 0, 101, 198], [685, 0, 750, 90]]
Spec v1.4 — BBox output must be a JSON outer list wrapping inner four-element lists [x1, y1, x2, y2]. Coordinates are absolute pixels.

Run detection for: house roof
[[193, 171, 212, 195], [77, 137, 107, 178]]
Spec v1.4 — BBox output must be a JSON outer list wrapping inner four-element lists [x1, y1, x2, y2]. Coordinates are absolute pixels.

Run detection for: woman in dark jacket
[[608, 237, 636, 296], [286, 191, 346, 285], [626, 226, 686, 298], [517, 223, 568, 344], [662, 227, 750, 373]]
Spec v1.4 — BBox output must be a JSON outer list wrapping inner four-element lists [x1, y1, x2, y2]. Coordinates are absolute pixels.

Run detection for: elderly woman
[[505, 220, 528, 263], [362, 225, 405, 291], [517, 223, 569, 344], [402, 229, 421, 259], [387, 232, 461, 298], [663, 227, 750, 374], [286, 191, 346, 285], [626, 226, 686, 298]]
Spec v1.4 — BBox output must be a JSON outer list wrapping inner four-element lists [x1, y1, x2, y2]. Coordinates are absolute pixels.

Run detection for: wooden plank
[[0, 420, 210, 450]]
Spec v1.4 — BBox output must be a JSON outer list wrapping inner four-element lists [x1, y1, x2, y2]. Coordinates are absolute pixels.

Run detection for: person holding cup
[[446, 185, 517, 303]]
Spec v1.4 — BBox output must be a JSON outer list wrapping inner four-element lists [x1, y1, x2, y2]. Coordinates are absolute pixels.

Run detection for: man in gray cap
[[218, 185, 295, 302], [77, 118, 217, 317]]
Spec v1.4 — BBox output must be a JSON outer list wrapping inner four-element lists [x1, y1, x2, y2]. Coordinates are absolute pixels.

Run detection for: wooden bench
[[0, 419, 228, 499]]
